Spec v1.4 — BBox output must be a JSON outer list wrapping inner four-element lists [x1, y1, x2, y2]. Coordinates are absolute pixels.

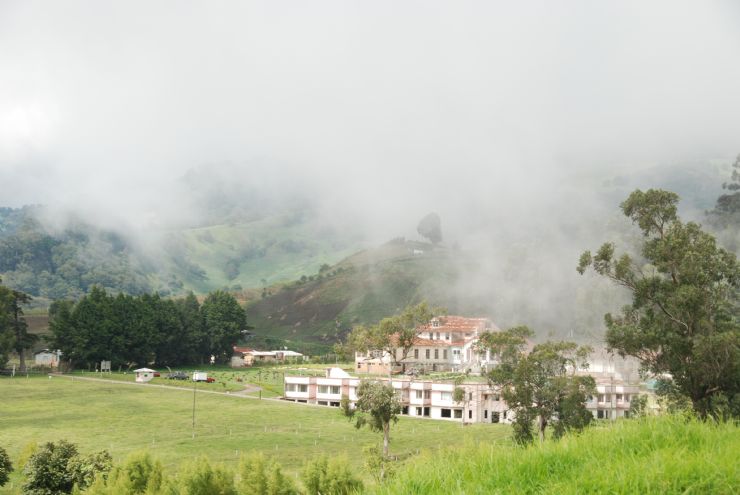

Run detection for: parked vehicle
[[167, 371, 188, 380], [192, 371, 209, 382]]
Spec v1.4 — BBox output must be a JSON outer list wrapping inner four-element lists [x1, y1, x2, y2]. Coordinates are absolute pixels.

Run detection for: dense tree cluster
[[0, 207, 156, 299], [48, 288, 247, 369]]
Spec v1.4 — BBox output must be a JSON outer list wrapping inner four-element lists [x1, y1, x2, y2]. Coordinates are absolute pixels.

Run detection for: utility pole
[[192, 378, 197, 438]]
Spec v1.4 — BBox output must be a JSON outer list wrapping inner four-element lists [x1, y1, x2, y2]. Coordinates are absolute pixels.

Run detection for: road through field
[[52, 373, 266, 399]]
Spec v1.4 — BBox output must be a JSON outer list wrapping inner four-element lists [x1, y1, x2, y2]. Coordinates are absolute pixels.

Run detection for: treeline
[[49, 287, 247, 369], [0, 441, 362, 495]]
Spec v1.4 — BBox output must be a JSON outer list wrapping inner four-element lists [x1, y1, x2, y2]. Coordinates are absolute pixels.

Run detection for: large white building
[[284, 367, 640, 423], [354, 316, 499, 374]]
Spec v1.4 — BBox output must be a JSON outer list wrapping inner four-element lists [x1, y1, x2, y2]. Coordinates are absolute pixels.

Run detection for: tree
[[708, 154, 740, 229], [417, 212, 442, 244], [344, 380, 402, 457], [348, 301, 443, 373], [479, 326, 595, 444], [200, 291, 247, 362], [22, 440, 110, 495], [6, 288, 35, 372], [175, 292, 205, 365], [578, 189, 740, 419], [629, 394, 649, 418], [0, 279, 14, 368], [172, 458, 237, 495], [0, 446, 12, 488]]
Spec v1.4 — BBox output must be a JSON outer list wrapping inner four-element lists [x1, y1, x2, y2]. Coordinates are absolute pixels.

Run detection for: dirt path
[[53, 374, 274, 401]]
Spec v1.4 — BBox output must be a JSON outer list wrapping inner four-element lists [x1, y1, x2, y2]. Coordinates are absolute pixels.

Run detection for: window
[[440, 391, 452, 401], [415, 390, 423, 399], [453, 409, 462, 419], [318, 400, 328, 406], [484, 410, 488, 419], [423, 407, 430, 417], [468, 392, 473, 401], [445, 333, 450, 340], [290, 384, 308, 393], [318, 385, 329, 394], [441, 408, 452, 418], [330, 401, 340, 407], [415, 407, 422, 415], [330, 386, 340, 395], [624, 394, 630, 402], [597, 409, 608, 419], [443, 349, 448, 359], [357, 363, 361, 369], [598, 394, 607, 403], [432, 319, 440, 328], [435, 332, 440, 340], [425, 349, 430, 359], [468, 410, 472, 419], [492, 411, 500, 423], [414, 349, 419, 359], [492, 394, 500, 401], [424, 390, 431, 399], [434, 349, 439, 359], [402, 406, 409, 414], [616, 394, 623, 402]]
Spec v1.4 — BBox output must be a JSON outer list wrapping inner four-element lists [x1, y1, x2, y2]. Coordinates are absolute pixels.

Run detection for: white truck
[[192, 371, 211, 382]]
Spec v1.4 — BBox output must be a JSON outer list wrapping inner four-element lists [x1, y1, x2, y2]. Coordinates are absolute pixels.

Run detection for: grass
[[372, 415, 740, 494], [0, 375, 510, 493]]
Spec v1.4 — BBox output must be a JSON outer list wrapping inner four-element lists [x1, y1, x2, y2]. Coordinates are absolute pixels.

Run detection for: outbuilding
[[134, 368, 157, 383]]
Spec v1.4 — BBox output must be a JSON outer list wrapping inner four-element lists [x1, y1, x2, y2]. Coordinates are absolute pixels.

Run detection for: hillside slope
[[245, 239, 494, 351]]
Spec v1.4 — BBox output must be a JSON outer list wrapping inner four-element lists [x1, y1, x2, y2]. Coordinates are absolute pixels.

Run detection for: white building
[[355, 315, 499, 375], [34, 349, 62, 368], [284, 367, 641, 424], [134, 368, 156, 383]]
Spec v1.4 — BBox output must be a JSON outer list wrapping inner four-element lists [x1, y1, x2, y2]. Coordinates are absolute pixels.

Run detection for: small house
[[34, 349, 62, 368], [134, 368, 157, 383]]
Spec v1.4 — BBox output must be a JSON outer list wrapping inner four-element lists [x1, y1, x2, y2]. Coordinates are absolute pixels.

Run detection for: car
[[167, 371, 188, 380]]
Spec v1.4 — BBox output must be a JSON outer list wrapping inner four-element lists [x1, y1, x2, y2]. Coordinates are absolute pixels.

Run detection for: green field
[[0, 375, 510, 493]]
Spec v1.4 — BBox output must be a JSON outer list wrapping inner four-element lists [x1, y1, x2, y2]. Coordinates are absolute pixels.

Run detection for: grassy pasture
[[0, 375, 510, 493]]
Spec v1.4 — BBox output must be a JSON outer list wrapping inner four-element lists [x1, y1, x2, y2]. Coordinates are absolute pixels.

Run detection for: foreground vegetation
[[374, 415, 740, 494]]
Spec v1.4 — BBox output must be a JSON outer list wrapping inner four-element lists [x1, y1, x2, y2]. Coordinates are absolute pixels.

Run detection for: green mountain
[[0, 207, 365, 301], [244, 239, 493, 352]]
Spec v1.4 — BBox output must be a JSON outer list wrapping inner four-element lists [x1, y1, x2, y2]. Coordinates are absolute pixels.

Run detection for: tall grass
[[373, 416, 739, 494]]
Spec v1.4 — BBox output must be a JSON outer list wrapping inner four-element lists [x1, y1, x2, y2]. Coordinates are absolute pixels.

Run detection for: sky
[[2, 0, 739, 236], [2, 0, 740, 337]]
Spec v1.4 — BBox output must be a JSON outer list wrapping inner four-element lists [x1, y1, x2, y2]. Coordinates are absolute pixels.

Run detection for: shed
[[134, 368, 157, 383], [34, 349, 62, 368]]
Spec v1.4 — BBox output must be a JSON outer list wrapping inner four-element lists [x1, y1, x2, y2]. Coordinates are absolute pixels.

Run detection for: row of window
[[285, 384, 308, 393], [318, 385, 341, 395], [413, 348, 449, 360], [592, 394, 631, 403]]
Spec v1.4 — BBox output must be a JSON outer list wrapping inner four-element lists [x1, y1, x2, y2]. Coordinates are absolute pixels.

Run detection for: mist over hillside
[[2, 1, 739, 345]]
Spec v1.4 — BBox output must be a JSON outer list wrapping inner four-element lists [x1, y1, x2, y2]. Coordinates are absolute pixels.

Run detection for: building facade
[[284, 368, 640, 423], [354, 316, 499, 374]]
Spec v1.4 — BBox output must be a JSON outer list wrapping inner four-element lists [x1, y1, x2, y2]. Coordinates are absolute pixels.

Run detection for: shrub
[[238, 453, 296, 495], [302, 455, 362, 495], [0, 446, 12, 487], [174, 457, 237, 495]]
